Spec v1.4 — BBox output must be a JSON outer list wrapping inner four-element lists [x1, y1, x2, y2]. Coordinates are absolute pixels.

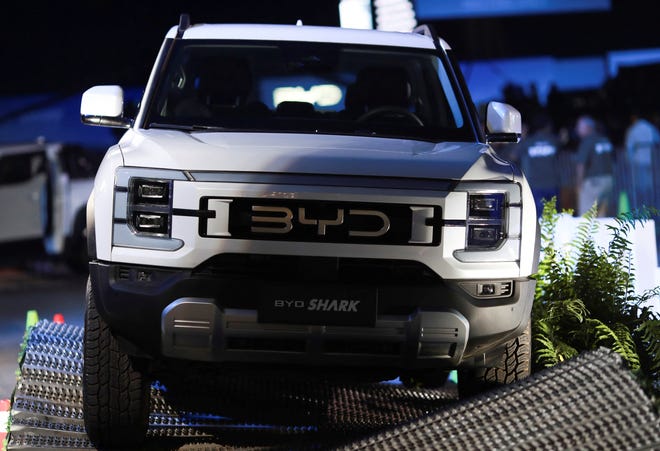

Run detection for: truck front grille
[[193, 254, 440, 284]]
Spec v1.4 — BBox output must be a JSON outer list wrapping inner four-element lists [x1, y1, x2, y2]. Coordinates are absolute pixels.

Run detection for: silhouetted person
[[625, 110, 660, 209], [511, 111, 561, 216], [574, 115, 614, 216]]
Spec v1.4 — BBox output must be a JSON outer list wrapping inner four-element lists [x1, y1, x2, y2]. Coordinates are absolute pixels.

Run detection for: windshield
[[143, 40, 475, 142]]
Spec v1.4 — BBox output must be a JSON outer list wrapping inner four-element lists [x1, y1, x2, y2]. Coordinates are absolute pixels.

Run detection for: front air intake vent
[[117, 266, 131, 281], [194, 254, 440, 284], [499, 281, 512, 297]]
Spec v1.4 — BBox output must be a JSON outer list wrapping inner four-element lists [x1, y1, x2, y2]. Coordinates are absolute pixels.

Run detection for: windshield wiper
[[149, 123, 228, 132]]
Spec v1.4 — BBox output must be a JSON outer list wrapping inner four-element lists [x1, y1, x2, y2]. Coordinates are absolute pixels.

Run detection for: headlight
[[466, 192, 506, 249], [132, 212, 170, 234], [111, 168, 186, 251], [129, 178, 173, 236], [135, 181, 170, 204], [452, 183, 521, 263]]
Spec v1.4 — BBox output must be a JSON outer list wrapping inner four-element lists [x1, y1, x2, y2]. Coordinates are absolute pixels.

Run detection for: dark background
[[2, 1, 659, 95]]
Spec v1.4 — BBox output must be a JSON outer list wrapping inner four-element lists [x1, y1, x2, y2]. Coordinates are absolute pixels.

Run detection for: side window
[[0, 152, 46, 185]]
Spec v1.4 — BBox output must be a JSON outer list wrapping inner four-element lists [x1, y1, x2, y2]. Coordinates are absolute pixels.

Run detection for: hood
[[118, 129, 514, 181]]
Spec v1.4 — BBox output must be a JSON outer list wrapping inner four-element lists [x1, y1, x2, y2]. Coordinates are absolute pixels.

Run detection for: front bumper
[[90, 257, 535, 370]]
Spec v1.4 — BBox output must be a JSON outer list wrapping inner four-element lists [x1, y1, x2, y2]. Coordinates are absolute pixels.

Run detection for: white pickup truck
[[0, 140, 98, 271], [80, 16, 539, 447]]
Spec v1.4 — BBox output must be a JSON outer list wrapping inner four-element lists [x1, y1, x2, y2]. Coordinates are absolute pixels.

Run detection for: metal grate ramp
[[6, 320, 660, 450], [343, 349, 660, 450]]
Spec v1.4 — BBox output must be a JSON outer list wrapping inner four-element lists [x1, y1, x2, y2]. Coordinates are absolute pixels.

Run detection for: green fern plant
[[533, 198, 660, 406]]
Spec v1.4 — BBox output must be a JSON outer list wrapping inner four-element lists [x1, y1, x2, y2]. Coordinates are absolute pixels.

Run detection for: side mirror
[[485, 101, 521, 143], [80, 85, 132, 129]]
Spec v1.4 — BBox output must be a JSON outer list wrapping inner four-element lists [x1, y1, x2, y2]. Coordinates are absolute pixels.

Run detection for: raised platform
[[5, 321, 660, 450]]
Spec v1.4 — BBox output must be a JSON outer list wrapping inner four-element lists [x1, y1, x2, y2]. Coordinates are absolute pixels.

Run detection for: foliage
[[532, 198, 660, 407]]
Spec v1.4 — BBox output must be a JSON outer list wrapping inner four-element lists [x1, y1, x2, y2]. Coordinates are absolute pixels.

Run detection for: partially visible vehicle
[[0, 142, 48, 244], [0, 140, 101, 270]]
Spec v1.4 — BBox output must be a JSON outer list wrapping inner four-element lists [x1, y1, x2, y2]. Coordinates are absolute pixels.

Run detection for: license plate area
[[258, 284, 378, 327]]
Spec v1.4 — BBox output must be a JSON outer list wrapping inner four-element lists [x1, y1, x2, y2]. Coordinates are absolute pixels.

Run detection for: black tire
[[458, 321, 531, 399], [83, 277, 150, 448]]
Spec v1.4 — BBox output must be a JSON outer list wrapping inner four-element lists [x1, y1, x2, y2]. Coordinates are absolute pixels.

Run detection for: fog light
[[479, 283, 496, 296], [136, 270, 152, 282], [460, 280, 514, 298]]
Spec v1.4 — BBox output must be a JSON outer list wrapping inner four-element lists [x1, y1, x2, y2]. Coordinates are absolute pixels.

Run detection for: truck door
[[0, 150, 48, 243]]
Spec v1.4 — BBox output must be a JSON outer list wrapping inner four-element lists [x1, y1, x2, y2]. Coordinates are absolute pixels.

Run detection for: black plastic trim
[[172, 208, 215, 218], [176, 14, 191, 38]]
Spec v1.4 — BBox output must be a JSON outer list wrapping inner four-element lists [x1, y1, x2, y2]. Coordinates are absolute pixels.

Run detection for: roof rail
[[177, 13, 191, 38], [413, 24, 440, 51]]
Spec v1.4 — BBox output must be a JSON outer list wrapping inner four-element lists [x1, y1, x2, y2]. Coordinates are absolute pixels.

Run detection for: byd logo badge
[[259, 286, 377, 326], [203, 197, 438, 245], [274, 298, 361, 312], [251, 206, 390, 237]]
